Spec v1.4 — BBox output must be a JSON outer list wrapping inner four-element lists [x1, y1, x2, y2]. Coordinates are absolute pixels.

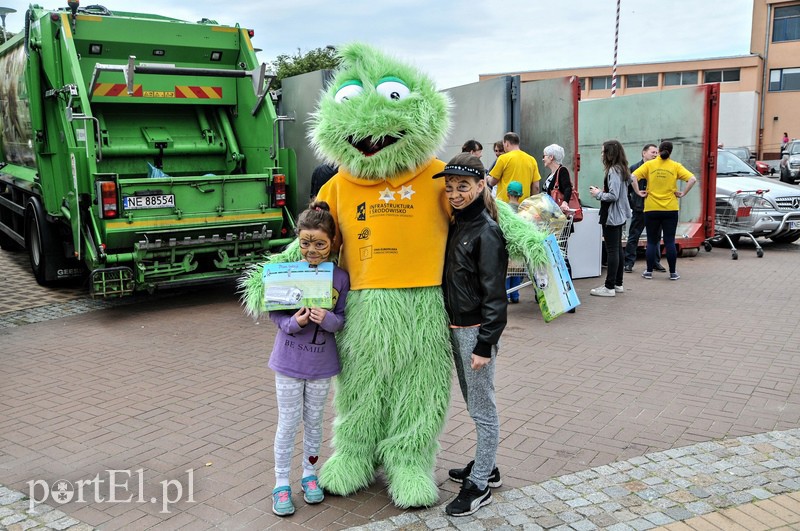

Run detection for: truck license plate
[[123, 194, 175, 210]]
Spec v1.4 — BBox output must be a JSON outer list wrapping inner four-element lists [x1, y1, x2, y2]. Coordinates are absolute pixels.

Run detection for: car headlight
[[750, 196, 774, 210]]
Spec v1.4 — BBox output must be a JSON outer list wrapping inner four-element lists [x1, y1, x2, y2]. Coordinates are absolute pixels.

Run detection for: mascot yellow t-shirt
[[317, 158, 451, 290]]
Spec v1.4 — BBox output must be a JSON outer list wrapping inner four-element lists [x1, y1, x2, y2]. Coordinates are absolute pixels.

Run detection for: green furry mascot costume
[[241, 43, 546, 508]]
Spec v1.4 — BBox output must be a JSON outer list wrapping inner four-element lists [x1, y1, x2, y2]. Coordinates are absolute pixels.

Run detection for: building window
[[591, 76, 612, 90], [626, 73, 659, 88], [578, 77, 586, 91], [773, 5, 800, 43], [704, 69, 741, 83], [664, 71, 698, 86], [769, 67, 800, 91]]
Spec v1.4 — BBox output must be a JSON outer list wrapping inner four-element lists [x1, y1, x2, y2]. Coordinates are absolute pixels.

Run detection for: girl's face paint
[[445, 176, 484, 210], [299, 229, 332, 265]]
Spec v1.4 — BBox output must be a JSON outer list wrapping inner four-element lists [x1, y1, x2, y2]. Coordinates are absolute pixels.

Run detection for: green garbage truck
[[0, 3, 297, 297]]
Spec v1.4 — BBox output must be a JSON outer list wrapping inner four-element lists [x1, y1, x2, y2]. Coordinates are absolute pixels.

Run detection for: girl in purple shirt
[[269, 201, 350, 516]]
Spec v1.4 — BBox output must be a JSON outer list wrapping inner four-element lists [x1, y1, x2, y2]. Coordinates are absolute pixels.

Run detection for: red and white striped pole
[[611, 0, 620, 97]]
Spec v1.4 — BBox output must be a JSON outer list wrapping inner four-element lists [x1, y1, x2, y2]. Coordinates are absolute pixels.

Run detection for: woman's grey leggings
[[450, 327, 499, 491], [273, 373, 331, 486]]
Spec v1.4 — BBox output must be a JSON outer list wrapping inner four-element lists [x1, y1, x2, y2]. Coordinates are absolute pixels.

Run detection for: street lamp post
[[0, 6, 16, 43]]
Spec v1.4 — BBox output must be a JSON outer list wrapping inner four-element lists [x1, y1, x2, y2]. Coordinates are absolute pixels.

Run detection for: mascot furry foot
[[383, 461, 439, 508], [317, 451, 375, 496]]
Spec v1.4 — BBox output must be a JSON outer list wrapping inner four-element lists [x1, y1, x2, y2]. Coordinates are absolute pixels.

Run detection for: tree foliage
[[0, 30, 14, 45], [271, 46, 340, 90]]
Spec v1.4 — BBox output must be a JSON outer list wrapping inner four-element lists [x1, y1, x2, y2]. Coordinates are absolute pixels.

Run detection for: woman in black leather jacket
[[434, 152, 508, 517]]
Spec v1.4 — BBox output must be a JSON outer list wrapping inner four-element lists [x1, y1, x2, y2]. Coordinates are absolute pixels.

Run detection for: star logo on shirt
[[399, 185, 416, 200], [379, 187, 396, 203]]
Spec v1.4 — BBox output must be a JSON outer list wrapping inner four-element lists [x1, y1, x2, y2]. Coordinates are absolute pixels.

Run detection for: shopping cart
[[506, 214, 573, 295], [702, 189, 765, 260]]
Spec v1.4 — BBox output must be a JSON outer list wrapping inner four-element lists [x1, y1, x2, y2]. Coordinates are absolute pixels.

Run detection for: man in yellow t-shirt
[[488, 132, 541, 202]]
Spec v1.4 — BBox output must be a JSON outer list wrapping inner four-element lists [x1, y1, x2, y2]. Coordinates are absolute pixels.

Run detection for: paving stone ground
[[1, 239, 799, 530]]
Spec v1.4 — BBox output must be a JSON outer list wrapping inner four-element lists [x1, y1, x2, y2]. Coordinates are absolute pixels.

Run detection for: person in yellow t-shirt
[[631, 141, 697, 281], [488, 132, 541, 202]]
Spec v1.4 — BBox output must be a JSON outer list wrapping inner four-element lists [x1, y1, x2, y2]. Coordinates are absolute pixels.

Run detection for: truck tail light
[[98, 180, 118, 219], [273, 174, 286, 207]]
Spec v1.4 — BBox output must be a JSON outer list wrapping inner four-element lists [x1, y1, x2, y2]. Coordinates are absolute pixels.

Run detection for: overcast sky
[[0, 0, 755, 89]]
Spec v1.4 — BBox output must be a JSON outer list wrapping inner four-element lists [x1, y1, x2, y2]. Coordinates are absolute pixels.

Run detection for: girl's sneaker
[[301, 475, 325, 504], [272, 486, 295, 516], [670, 272, 681, 280], [641, 271, 653, 279]]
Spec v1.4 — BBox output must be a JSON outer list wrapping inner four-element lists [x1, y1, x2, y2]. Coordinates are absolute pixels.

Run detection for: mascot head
[[310, 42, 450, 180]]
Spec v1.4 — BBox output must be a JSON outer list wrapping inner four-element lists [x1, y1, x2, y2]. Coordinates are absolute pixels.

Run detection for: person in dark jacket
[[309, 162, 339, 200], [435, 152, 508, 517], [625, 144, 664, 273]]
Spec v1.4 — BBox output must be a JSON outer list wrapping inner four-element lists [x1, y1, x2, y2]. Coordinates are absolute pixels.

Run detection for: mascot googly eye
[[375, 77, 410, 101], [334, 81, 364, 103]]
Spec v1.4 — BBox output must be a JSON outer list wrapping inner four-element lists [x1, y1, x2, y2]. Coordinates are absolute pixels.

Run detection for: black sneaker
[[623, 264, 633, 273], [448, 460, 502, 488], [445, 479, 492, 517], [653, 262, 667, 272]]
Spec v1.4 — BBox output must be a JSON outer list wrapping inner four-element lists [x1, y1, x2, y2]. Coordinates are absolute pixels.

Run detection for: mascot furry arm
[[240, 43, 546, 508]]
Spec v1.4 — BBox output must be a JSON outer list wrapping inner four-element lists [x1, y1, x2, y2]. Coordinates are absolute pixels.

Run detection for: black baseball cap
[[432, 152, 485, 179]]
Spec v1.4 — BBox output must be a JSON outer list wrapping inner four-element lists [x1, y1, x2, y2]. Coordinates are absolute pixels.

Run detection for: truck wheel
[[25, 198, 56, 285]]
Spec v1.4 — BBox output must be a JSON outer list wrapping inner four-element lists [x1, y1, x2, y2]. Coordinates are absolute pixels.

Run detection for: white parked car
[[715, 150, 800, 244]]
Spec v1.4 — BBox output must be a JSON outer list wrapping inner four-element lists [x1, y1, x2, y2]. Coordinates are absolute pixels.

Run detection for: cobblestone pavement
[[0, 249, 183, 329], [349, 429, 800, 531], [1, 240, 799, 530], [0, 250, 86, 317]]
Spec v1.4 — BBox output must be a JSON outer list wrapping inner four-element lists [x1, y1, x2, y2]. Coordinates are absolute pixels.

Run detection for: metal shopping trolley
[[702, 189, 766, 260], [506, 214, 573, 296]]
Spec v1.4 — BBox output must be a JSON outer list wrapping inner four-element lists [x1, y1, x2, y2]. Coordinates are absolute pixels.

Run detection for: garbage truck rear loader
[[0, 4, 296, 297]]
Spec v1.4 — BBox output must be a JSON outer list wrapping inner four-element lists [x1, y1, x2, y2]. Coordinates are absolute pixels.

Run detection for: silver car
[[783, 140, 800, 182], [715, 149, 800, 244]]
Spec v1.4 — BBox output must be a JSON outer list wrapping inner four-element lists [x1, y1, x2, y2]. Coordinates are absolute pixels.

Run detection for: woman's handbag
[[550, 187, 583, 222]]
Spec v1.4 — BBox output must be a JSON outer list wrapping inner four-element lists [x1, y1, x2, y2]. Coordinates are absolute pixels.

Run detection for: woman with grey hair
[[542, 144, 573, 215]]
